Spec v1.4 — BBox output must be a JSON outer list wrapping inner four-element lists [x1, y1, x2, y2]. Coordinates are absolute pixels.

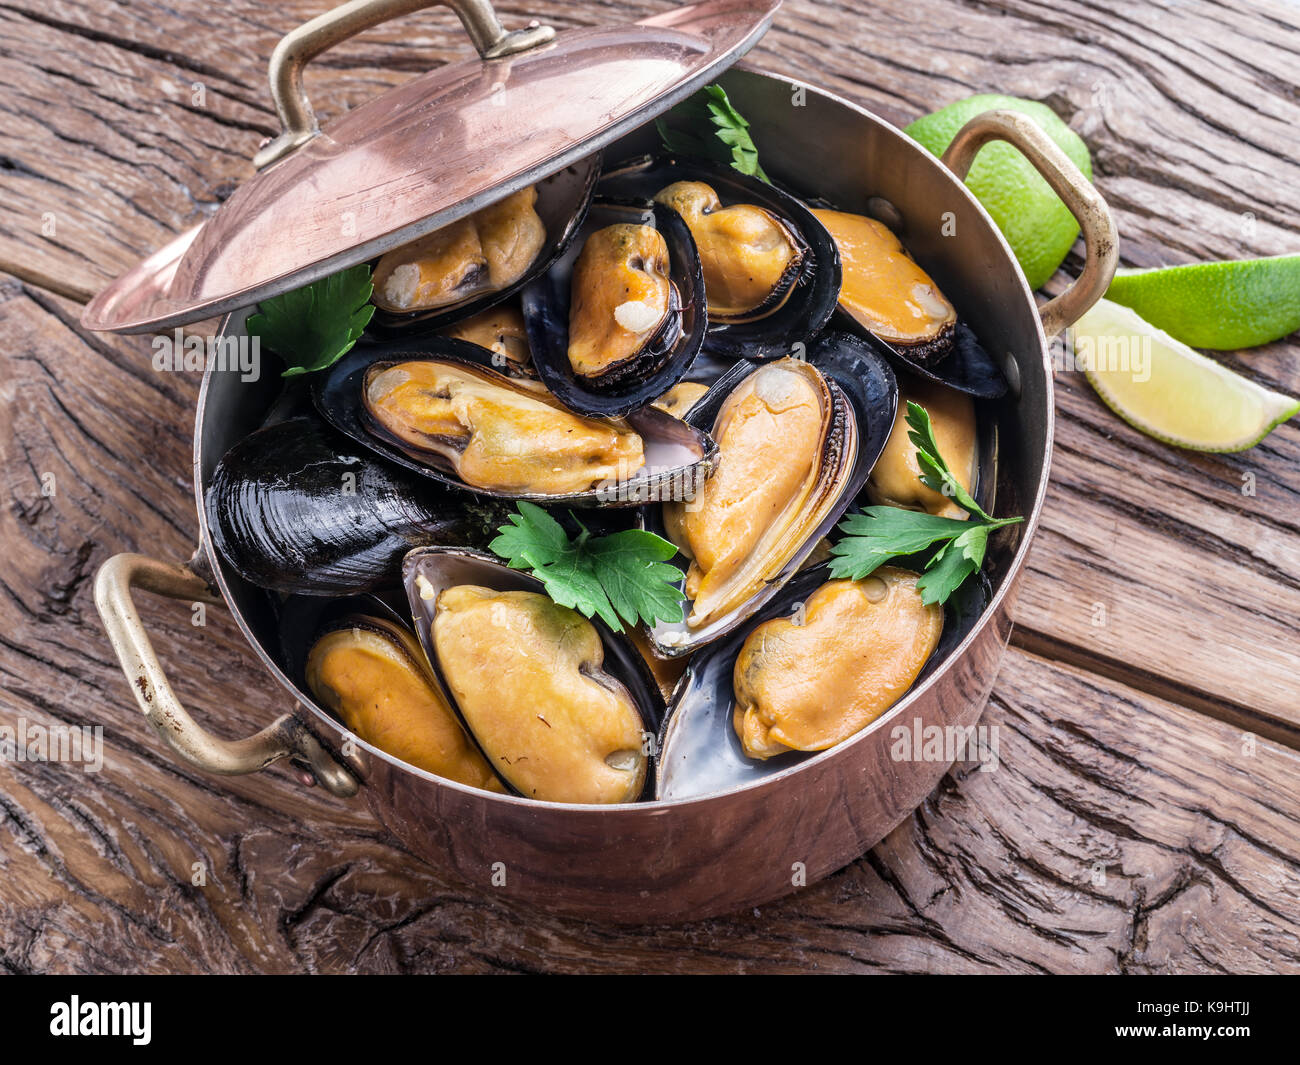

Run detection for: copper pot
[[93, 5, 1116, 923]]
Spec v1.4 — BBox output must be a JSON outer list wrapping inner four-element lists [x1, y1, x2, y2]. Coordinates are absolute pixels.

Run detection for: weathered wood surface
[[1, 0, 1298, 972]]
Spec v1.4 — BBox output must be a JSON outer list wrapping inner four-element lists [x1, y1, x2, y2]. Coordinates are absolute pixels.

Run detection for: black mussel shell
[[365, 155, 601, 337], [598, 154, 841, 362], [641, 331, 897, 656], [656, 565, 988, 801], [205, 416, 514, 596], [402, 547, 666, 801], [519, 200, 707, 417], [836, 313, 1009, 400], [312, 338, 718, 508]]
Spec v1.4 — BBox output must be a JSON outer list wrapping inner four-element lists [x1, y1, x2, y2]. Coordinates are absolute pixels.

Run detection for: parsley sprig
[[489, 502, 685, 633], [657, 84, 770, 183], [828, 402, 1023, 605], [247, 264, 375, 377]]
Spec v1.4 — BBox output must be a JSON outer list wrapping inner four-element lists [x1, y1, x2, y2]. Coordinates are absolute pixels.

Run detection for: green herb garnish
[[489, 502, 686, 632], [247, 264, 376, 377], [657, 84, 770, 183], [828, 402, 1023, 605]]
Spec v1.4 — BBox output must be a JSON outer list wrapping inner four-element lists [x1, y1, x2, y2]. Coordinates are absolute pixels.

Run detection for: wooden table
[[1, 0, 1298, 974]]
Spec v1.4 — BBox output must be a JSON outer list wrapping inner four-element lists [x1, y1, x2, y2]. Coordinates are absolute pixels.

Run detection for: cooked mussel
[[313, 339, 718, 507], [666, 359, 850, 630], [367, 156, 599, 333], [205, 415, 513, 595], [304, 612, 504, 791], [568, 223, 677, 381], [657, 565, 947, 800], [867, 377, 978, 519], [864, 371, 1001, 520], [643, 331, 896, 656], [731, 568, 943, 759], [440, 302, 533, 375], [365, 360, 645, 495], [813, 206, 1007, 398], [520, 200, 706, 417], [654, 180, 805, 322], [403, 548, 664, 804], [599, 155, 840, 361], [652, 380, 710, 418]]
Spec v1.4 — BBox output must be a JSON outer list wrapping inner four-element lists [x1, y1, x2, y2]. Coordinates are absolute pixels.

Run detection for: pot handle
[[254, 0, 555, 169], [94, 552, 359, 798], [940, 109, 1118, 339]]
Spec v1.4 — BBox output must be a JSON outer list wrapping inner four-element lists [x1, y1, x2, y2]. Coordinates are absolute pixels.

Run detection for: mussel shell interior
[[401, 547, 666, 799], [366, 154, 601, 337], [642, 331, 898, 656], [311, 339, 719, 508], [598, 155, 842, 361], [520, 201, 707, 417], [656, 565, 983, 801]]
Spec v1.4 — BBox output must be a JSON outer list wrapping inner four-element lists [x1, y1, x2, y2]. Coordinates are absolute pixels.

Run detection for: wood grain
[[1, 0, 1299, 972]]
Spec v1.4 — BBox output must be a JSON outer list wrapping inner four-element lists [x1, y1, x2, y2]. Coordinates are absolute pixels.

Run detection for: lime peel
[[1106, 255, 1300, 351]]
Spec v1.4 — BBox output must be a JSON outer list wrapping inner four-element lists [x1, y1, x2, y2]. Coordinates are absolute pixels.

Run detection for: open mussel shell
[[312, 338, 718, 508], [848, 314, 1009, 400], [205, 415, 514, 596], [519, 200, 706, 417], [641, 331, 897, 657], [657, 565, 983, 801], [598, 155, 841, 361], [366, 155, 601, 337], [401, 547, 666, 802]]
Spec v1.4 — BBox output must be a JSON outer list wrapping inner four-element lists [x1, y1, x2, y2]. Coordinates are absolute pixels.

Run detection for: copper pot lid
[[81, 0, 781, 334]]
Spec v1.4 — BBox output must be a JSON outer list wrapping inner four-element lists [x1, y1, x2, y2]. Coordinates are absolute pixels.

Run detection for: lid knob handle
[[254, 0, 555, 170]]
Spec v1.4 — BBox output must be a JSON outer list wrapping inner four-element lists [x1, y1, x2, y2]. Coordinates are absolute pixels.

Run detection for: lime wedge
[[905, 94, 1093, 291], [1106, 255, 1300, 350], [1070, 299, 1299, 452]]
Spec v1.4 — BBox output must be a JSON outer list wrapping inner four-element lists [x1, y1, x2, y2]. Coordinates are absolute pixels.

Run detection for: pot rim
[[193, 66, 1054, 814]]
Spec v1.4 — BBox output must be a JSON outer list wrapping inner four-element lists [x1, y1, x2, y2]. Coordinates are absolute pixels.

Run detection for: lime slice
[[905, 94, 1093, 291], [1071, 299, 1299, 452], [1106, 255, 1300, 350]]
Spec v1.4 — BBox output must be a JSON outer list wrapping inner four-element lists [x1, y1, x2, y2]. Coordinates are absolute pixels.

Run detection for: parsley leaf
[[489, 502, 685, 632], [657, 84, 770, 183], [905, 401, 989, 520], [827, 402, 1023, 605], [247, 264, 376, 377], [828, 508, 976, 579]]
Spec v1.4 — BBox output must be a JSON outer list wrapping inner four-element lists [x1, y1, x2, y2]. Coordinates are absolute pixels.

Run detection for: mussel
[[813, 206, 1007, 398], [403, 548, 665, 804], [654, 180, 805, 323], [867, 376, 979, 519], [520, 201, 706, 417], [666, 359, 851, 630], [731, 568, 943, 759], [642, 331, 897, 656], [439, 302, 533, 376], [313, 339, 718, 507], [304, 611, 504, 792], [652, 380, 710, 418], [205, 415, 513, 595], [367, 156, 599, 334], [599, 156, 840, 361], [657, 566, 946, 801]]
